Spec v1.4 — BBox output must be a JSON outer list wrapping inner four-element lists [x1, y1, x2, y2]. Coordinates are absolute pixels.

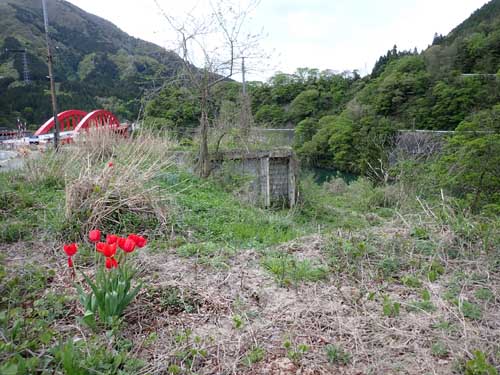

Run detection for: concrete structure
[[211, 149, 298, 208]]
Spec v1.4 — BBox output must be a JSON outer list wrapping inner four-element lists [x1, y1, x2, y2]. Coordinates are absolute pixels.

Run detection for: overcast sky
[[65, 0, 490, 81]]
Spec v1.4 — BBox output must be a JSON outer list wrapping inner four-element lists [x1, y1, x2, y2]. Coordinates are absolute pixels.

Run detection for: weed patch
[[325, 344, 351, 365], [261, 252, 328, 287]]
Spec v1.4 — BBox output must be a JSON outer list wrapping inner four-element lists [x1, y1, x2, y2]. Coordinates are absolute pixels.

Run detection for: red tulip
[[106, 234, 118, 245], [101, 243, 117, 258], [96, 242, 107, 253], [108, 162, 114, 167], [105, 256, 118, 269], [121, 238, 136, 253], [117, 237, 126, 249], [128, 234, 147, 248], [89, 229, 101, 243], [67, 257, 74, 268], [63, 243, 78, 257]]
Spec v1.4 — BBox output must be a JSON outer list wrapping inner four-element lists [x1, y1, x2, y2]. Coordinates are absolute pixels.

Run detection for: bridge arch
[[34, 110, 88, 135], [35, 109, 124, 138], [73, 110, 121, 133]]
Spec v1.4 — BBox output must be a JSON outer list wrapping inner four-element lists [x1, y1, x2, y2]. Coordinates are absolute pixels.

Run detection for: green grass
[[401, 274, 423, 288], [459, 300, 483, 320], [325, 344, 351, 365], [157, 170, 304, 248], [0, 172, 65, 242], [407, 290, 436, 313], [261, 252, 328, 287], [2, 142, 498, 374], [242, 346, 265, 366], [431, 341, 449, 358], [0, 260, 143, 374], [474, 288, 494, 302], [1, 162, 392, 253]]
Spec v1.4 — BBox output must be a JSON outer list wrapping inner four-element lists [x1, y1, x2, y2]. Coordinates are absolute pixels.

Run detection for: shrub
[[435, 106, 500, 211], [465, 350, 498, 375]]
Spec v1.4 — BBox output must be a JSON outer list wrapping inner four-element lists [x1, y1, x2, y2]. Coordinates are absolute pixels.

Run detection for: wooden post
[[260, 157, 270, 207], [288, 156, 296, 207]]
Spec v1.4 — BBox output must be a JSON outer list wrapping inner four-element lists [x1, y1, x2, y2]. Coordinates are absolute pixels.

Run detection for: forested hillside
[[144, 0, 499, 180], [0, 0, 182, 128], [253, 0, 500, 172]]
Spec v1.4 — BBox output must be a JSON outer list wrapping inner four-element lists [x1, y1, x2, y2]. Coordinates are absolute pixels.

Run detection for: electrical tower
[[22, 50, 30, 84], [4, 48, 31, 85]]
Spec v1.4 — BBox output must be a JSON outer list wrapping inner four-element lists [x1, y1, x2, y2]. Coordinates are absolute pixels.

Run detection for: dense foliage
[[435, 105, 500, 212]]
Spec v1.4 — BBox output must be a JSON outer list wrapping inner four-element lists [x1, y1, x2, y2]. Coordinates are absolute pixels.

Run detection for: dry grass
[[110, 222, 499, 375], [63, 129, 176, 237], [22, 129, 177, 238], [2, 197, 498, 374], [6, 218, 500, 375], [98, 202, 497, 375]]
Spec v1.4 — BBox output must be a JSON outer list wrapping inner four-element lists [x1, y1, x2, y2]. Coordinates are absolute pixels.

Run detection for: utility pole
[[42, 0, 60, 149], [239, 56, 252, 136], [241, 57, 246, 95]]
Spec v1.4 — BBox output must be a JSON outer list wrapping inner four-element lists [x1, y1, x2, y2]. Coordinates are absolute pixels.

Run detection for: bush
[[465, 350, 498, 375], [435, 106, 500, 211]]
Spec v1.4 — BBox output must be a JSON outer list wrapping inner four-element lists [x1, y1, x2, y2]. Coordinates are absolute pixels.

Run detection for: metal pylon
[[22, 49, 30, 84]]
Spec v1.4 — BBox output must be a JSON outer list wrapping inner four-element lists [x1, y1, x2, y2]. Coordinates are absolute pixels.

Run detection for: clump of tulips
[[63, 229, 147, 327]]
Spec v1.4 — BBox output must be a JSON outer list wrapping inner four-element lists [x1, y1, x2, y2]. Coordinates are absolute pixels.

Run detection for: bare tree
[[155, 0, 263, 177]]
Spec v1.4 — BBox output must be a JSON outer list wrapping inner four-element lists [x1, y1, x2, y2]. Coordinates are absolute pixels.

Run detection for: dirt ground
[[4, 227, 499, 375]]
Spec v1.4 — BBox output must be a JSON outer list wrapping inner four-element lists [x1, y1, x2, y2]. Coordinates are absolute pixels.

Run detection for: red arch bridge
[[33, 109, 128, 142]]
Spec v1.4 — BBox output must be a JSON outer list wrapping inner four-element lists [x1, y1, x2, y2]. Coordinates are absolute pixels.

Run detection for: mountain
[[424, 0, 500, 76], [0, 0, 183, 128]]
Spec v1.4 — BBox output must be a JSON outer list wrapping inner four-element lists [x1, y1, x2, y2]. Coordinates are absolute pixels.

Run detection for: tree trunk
[[198, 89, 211, 178]]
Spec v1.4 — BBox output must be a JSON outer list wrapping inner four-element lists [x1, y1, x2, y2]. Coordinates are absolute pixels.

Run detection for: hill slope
[[0, 0, 182, 128], [241, 0, 500, 174]]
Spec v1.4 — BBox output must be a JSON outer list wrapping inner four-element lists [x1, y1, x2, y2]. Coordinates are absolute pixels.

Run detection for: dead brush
[[23, 146, 70, 186], [64, 128, 176, 238]]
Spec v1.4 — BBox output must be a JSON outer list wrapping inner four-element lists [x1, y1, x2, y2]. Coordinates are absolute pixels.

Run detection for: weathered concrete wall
[[211, 149, 298, 208], [168, 149, 298, 207]]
